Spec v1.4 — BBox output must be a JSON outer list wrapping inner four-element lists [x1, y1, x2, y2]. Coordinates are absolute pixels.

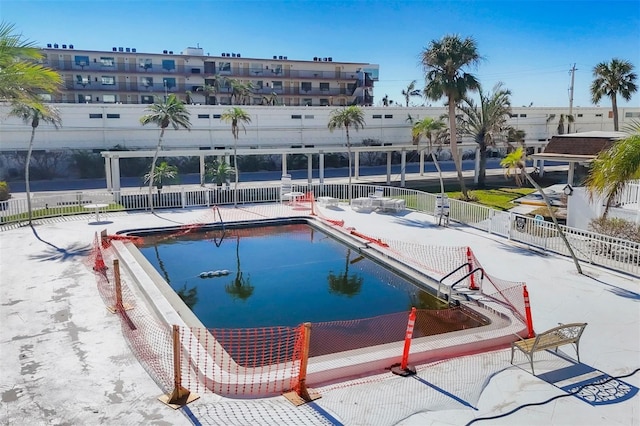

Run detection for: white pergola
[[102, 141, 549, 191]]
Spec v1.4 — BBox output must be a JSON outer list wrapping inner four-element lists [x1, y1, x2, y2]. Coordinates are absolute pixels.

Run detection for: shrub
[[589, 217, 640, 243], [0, 181, 10, 201]]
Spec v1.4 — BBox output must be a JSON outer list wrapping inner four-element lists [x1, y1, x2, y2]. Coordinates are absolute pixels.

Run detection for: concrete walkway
[[1, 202, 637, 425]]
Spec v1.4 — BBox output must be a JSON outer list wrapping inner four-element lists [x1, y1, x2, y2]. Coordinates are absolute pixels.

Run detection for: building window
[[163, 77, 176, 89], [102, 94, 116, 103], [89, 113, 102, 119], [250, 63, 263, 75], [272, 81, 283, 91], [198, 114, 210, 119], [139, 58, 153, 71], [40, 94, 52, 101], [320, 98, 329, 106], [213, 114, 221, 119], [320, 82, 330, 91], [291, 115, 302, 119], [271, 64, 282, 75], [301, 82, 312, 92], [218, 62, 231, 73], [372, 114, 382, 119], [162, 59, 175, 71], [74, 55, 90, 68], [625, 112, 640, 118], [100, 57, 114, 67], [191, 68, 201, 74], [303, 98, 312, 106], [253, 97, 262, 105], [79, 94, 92, 103], [384, 114, 393, 119], [106, 113, 120, 119], [577, 114, 583, 117], [141, 77, 153, 88], [519, 114, 527, 117], [101, 76, 115, 85], [141, 95, 154, 104], [347, 83, 356, 92], [510, 114, 518, 118], [254, 80, 263, 89], [595, 113, 603, 117], [76, 75, 90, 86], [304, 115, 314, 119]]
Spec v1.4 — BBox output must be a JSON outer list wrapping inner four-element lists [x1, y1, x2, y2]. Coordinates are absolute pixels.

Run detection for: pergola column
[[400, 149, 406, 187], [199, 155, 206, 186], [319, 152, 325, 184], [419, 150, 425, 176], [282, 153, 288, 176], [354, 152, 360, 179], [386, 151, 392, 186], [105, 156, 112, 191], [110, 156, 121, 192], [307, 153, 312, 184]]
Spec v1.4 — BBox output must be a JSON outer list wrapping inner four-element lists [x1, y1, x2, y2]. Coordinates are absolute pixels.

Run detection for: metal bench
[[511, 322, 587, 375]]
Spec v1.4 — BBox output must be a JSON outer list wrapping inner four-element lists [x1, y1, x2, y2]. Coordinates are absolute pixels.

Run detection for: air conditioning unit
[[53, 43, 59, 48], [125, 47, 130, 52], [112, 47, 117, 52], [62, 44, 67, 48], [69, 44, 74, 49], [132, 48, 136, 52], [47, 43, 52, 48]]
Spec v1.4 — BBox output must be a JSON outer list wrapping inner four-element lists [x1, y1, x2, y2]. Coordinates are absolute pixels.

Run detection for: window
[[79, 94, 92, 103], [254, 80, 263, 89], [320, 98, 330, 106], [100, 57, 114, 67], [102, 94, 116, 103], [301, 82, 312, 92], [303, 98, 312, 106], [198, 114, 210, 119], [577, 114, 583, 117], [74, 55, 90, 68], [271, 64, 282, 75], [89, 113, 102, 119], [347, 83, 356, 92], [39, 94, 52, 101], [139, 58, 153, 70], [384, 114, 393, 119], [291, 115, 302, 119], [595, 113, 603, 117], [213, 114, 221, 119], [372, 114, 382, 119], [250, 63, 263, 75], [141, 77, 153, 88], [163, 77, 176, 89], [320, 82, 330, 91], [510, 114, 518, 118], [218, 62, 231, 72], [190, 68, 201, 74], [106, 113, 120, 119], [304, 115, 314, 119], [141, 95, 154, 104], [519, 114, 527, 117], [101, 76, 115, 85], [272, 81, 283, 91], [76, 75, 90, 86], [162, 59, 175, 71], [625, 112, 640, 118]]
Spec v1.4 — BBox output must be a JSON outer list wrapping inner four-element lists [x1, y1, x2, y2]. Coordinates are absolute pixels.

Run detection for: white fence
[[1, 183, 638, 277]]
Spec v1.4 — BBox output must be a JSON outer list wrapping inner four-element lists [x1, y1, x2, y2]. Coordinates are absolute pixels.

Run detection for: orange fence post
[[159, 325, 199, 409], [523, 286, 535, 338], [391, 307, 417, 376], [283, 322, 321, 406], [467, 247, 478, 290]]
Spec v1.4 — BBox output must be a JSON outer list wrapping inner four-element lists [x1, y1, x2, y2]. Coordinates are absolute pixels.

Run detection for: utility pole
[[568, 63, 577, 133]]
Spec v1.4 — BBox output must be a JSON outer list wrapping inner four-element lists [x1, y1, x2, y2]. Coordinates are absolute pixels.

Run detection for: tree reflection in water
[[225, 234, 255, 300], [176, 283, 198, 309], [327, 248, 363, 297]]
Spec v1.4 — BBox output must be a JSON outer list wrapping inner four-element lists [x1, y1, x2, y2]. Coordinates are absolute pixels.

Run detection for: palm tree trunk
[[478, 141, 487, 189], [148, 129, 165, 212], [611, 95, 619, 131], [233, 138, 238, 208], [346, 126, 352, 201], [448, 99, 468, 199], [431, 151, 445, 196], [523, 171, 583, 274], [26, 128, 35, 224]]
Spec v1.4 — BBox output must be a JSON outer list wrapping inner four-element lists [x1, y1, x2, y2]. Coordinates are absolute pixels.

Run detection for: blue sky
[[2, 0, 639, 108]]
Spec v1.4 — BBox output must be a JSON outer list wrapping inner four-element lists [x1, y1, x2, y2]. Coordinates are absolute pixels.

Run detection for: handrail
[[450, 268, 484, 290]]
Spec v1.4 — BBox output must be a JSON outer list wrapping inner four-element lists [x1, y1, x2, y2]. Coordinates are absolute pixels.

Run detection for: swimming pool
[[137, 221, 453, 329]]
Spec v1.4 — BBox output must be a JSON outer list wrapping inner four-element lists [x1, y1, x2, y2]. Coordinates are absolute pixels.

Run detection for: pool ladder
[[437, 263, 484, 305]]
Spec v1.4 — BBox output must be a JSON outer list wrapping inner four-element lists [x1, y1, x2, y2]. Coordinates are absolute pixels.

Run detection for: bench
[[511, 322, 587, 375]]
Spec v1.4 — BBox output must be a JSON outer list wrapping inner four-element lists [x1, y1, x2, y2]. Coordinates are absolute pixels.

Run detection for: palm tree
[[229, 79, 254, 105], [459, 82, 512, 188], [584, 121, 640, 217], [9, 103, 61, 224], [327, 106, 366, 200], [139, 94, 191, 211], [412, 117, 447, 195], [401, 80, 421, 107], [0, 22, 62, 109], [506, 127, 526, 152], [590, 59, 638, 131], [206, 160, 236, 186], [197, 75, 226, 105], [501, 147, 583, 274], [224, 235, 254, 301], [220, 107, 251, 207], [422, 34, 482, 200], [143, 161, 178, 194], [261, 92, 279, 106]]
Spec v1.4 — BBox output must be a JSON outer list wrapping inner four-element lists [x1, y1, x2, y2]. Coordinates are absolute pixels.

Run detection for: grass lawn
[[448, 187, 536, 211]]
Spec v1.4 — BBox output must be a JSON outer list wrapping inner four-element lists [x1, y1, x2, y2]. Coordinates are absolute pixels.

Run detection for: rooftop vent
[[237, 53, 241, 58], [125, 47, 130, 52], [279, 55, 283, 59], [47, 43, 52, 48], [169, 51, 173, 54], [132, 48, 136, 52], [231, 53, 236, 57], [62, 44, 67, 49], [53, 43, 58, 48], [112, 47, 117, 51], [118, 47, 123, 52], [69, 44, 74, 49], [163, 50, 168, 54], [273, 55, 277, 59], [328, 57, 332, 61]]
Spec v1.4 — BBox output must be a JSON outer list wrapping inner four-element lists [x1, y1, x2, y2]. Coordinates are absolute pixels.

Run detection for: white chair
[[369, 186, 384, 198], [280, 174, 293, 203]]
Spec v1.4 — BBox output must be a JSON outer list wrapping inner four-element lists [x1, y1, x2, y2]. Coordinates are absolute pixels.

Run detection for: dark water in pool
[[139, 223, 444, 328]]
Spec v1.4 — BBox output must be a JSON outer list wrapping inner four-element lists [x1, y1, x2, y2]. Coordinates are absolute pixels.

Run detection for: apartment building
[[40, 44, 379, 107]]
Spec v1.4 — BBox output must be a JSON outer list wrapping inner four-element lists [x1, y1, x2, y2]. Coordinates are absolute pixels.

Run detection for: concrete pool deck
[[1, 203, 638, 425]]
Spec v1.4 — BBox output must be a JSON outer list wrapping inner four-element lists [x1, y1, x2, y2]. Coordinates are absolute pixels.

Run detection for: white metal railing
[[1, 183, 638, 276]]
